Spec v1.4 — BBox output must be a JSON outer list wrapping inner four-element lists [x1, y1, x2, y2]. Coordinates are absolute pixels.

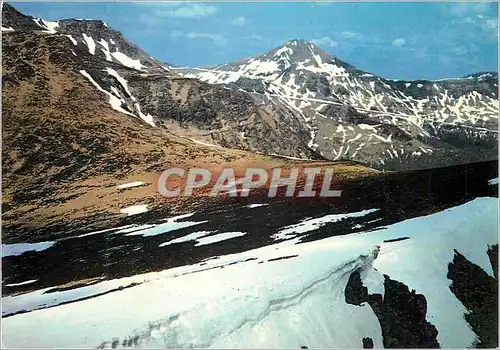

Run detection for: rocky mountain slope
[[2, 4, 366, 240], [3, 3, 498, 172], [1, 3, 317, 161], [1, 2, 167, 72], [1, 3, 498, 238], [177, 39, 499, 170]]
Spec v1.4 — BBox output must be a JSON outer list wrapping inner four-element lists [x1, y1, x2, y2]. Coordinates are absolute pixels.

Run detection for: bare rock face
[[362, 337, 374, 348], [447, 248, 498, 348], [345, 269, 440, 348], [127, 74, 315, 158], [344, 244, 499, 349]]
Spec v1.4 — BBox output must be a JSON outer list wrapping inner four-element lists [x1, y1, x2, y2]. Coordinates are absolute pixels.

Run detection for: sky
[[12, 1, 499, 80]]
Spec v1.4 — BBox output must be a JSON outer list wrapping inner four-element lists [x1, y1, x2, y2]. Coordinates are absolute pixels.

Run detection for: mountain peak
[[2, 3, 109, 34], [2, 2, 45, 30], [282, 39, 314, 47], [204, 37, 355, 77], [276, 39, 324, 55], [2, 3, 168, 73], [59, 18, 108, 26], [56, 17, 112, 36], [262, 38, 348, 71]]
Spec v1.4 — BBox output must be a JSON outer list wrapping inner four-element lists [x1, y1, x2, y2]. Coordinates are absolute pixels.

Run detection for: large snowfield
[[1, 197, 497, 348]]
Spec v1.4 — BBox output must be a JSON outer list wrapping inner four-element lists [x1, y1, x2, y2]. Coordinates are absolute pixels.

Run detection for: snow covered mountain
[[4, 3, 497, 171], [176, 39, 499, 170], [2, 3, 168, 72], [3, 3, 497, 171]]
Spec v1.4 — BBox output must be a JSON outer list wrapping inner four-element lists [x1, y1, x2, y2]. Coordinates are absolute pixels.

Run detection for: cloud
[[231, 16, 246, 26], [392, 38, 405, 47], [310, 2, 332, 8], [246, 33, 263, 41], [450, 45, 467, 55], [443, 4, 498, 41], [483, 19, 499, 39], [311, 31, 416, 53], [473, 16, 498, 39], [170, 30, 184, 39], [449, 2, 492, 16], [158, 4, 217, 19], [340, 31, 360, 38], [483, 18, 498, 30], [186, 32, 227, 46], [169, 30, 227, 46], [311, 37, 338, 48]]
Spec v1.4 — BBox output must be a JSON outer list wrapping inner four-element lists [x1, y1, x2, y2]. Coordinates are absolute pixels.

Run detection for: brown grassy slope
[[1, 31, 379, 242]]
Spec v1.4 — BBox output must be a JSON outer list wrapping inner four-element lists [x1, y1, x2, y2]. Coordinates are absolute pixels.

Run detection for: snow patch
[[111, 51, 146, 71], [358, 124, 377, 131], [33, 18, 59, 33], [82, 33, 96, 55], [79, 70, 136, 117], [246, 203, 269, 209], [125, 214, 207, 237], [159, 231, 215, 247], [4, 279, 38, 287], [105, 68, 133, 97], [98, 39, 113, 61], [272, 209, 378, 241], [65, 34, 77, 45], [2, 242, 55, 258], [120, 204, 149, 216], [195, 231, 247, 246], [134, 103, 155, 127], [116, 181, 147, 190]]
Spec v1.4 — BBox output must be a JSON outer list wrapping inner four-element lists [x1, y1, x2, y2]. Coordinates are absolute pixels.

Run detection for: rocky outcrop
[[447, 249, 498, 348], [345, 269, 440, 348]]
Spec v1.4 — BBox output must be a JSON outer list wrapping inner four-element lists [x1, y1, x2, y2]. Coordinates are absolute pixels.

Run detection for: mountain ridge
[[2, 2, 498, 173], [185, 38, 496, 84], [176, 37, 498, 169], [1, 2, 169, 72]]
